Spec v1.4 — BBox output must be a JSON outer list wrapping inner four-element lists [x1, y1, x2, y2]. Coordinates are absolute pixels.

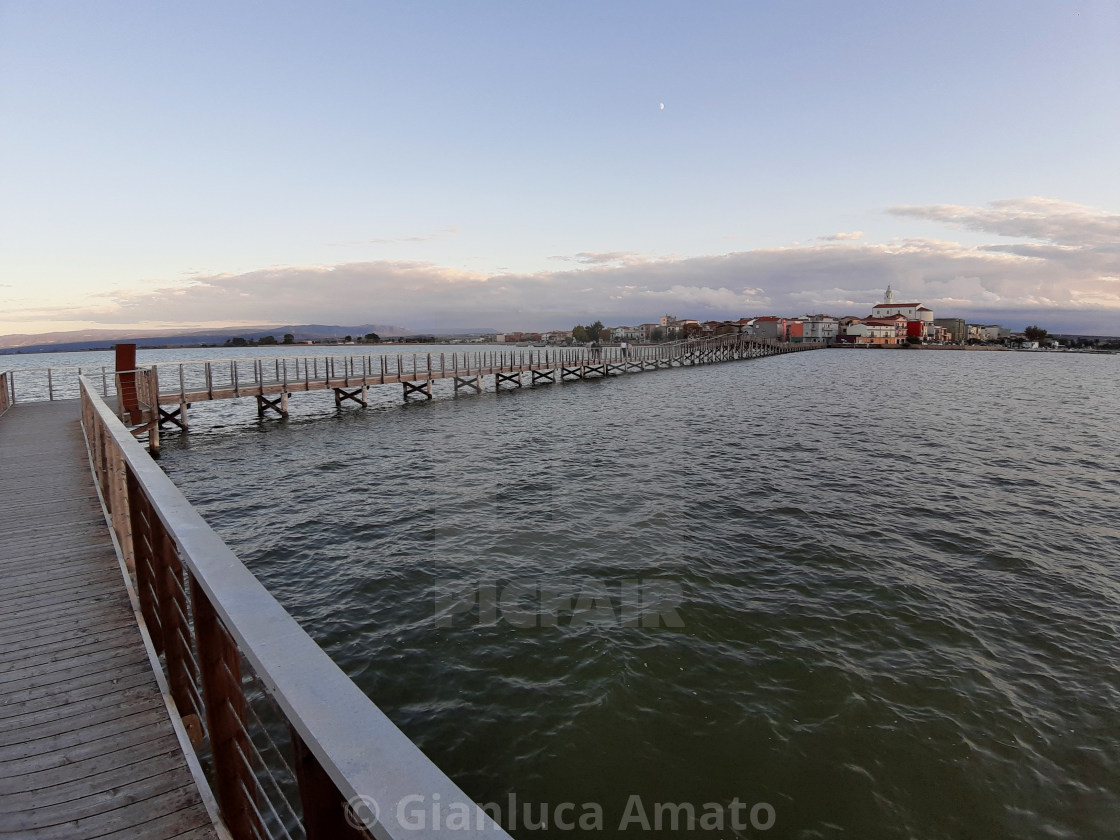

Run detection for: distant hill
[[0, 324, 409, 353], [0, 323, 500, 354]]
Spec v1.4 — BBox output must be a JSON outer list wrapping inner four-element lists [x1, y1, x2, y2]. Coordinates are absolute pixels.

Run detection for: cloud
[[550, 251, 645, 265], [820, 231, 865, 241], [329, 225, 460, 246], [18, 197, 1120, 335], [888, 197, 1120, 247]]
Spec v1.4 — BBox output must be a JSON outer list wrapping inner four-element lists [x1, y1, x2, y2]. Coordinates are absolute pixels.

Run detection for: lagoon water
[[15, 347, 1119, 838]]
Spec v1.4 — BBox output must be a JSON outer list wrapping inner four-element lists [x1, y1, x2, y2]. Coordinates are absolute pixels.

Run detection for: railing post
[[108, 436, 135, 574], [127, 472, 164, 653], [291, 729, 369, 840], [192, 579, 261, 840], [159, 528, 196, 723]]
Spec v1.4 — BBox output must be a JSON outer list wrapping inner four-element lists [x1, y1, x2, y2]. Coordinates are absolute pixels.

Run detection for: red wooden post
[[116, 343, 142, 424], [291, 729, 370, 839], [156, 525, 195, 720], [127, 473, 164, 654], [192, 580, 261, 840]]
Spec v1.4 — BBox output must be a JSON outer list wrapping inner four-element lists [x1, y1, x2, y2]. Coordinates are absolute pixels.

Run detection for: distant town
[[4, 287, 1117, 354], [380, 286, 1116, 352]]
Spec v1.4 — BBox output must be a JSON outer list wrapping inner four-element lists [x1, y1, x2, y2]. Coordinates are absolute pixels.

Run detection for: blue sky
[[2, 0, 1118, 336]]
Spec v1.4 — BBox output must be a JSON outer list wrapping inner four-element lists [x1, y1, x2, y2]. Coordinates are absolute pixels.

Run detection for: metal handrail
[[78, 375, 511, 840], [0, 364, 115, 403]]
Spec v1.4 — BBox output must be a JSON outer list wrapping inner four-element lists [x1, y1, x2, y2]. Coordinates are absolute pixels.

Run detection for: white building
[[844, 322, 896, 340], [976, 324, 1006, 341], [870, 285, 933, 322], [610, 326, 644, 341], [800, 314, 840, 343]]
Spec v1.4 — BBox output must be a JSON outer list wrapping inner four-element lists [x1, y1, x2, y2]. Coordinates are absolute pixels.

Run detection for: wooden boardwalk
[[0, 402, 218, 839], [111, 336, 823, 450]]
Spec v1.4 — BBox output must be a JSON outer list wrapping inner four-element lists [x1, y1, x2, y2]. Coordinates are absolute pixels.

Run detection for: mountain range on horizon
[[0, 323, 501, 354]]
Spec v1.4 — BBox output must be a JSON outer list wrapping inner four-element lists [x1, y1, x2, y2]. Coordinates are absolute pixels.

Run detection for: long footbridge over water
[[0, 334, 821, 839], [48, 334, 819, 451]]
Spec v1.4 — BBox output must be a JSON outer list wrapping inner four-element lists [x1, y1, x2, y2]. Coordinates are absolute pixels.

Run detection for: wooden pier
[[0, 401, 218, 839], [0, 334, 822, 839], [0, 375, 515, 840], [118, 335, 822, 448]]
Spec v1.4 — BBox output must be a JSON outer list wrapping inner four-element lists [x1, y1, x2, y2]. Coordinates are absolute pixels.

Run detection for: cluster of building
[[495, 287, 1016, 347]]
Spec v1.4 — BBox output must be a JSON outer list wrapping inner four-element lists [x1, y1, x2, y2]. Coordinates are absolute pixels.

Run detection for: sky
[[1, 0, 1118, 337]]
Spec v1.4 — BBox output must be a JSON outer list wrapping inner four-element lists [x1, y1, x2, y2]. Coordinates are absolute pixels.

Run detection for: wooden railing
[[0, 364, 116, 402], [79, 375, 512, 840], [0, 370, 12, 417], [146, 335, 819, 404]]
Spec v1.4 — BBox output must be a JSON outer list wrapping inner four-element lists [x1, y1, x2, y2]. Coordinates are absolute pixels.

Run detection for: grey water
[[148, 349, 1119, 838]]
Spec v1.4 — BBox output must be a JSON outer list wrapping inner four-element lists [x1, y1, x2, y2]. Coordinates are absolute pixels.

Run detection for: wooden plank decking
[[0, 401, 218, 839]]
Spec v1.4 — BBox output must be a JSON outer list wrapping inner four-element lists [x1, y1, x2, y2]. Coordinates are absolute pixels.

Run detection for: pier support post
[[530, 369, 556, 384], [495, 371, 522, 391], [256, 393, 290, 418], [402, 380, 432, 401], [454, 375, 481, 394], [333, 386, 368, 408], [143, 422, 159, 455], [157, 402, 190, 430]]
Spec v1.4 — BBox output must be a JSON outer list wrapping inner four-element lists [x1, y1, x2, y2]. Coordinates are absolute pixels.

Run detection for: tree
[[283, 333, 295, 344], [587, 320, 605, 341], [343, 335, 353, 343], [364, 332, 381, 343], [225, 337, 249, 347], [572, 325, 590, 343], [650, 327, 664, 342], [1024, 325, 1048, 343], [258, 335, 278, 345]]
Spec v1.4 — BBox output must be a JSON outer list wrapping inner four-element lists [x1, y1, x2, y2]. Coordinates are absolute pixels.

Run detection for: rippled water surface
[[155, 349, 1120, 839]]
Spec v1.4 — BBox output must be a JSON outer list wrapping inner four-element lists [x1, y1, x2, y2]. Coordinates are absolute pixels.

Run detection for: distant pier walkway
[[0, 401, 217, 839], [114, 335, 823, 449]]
